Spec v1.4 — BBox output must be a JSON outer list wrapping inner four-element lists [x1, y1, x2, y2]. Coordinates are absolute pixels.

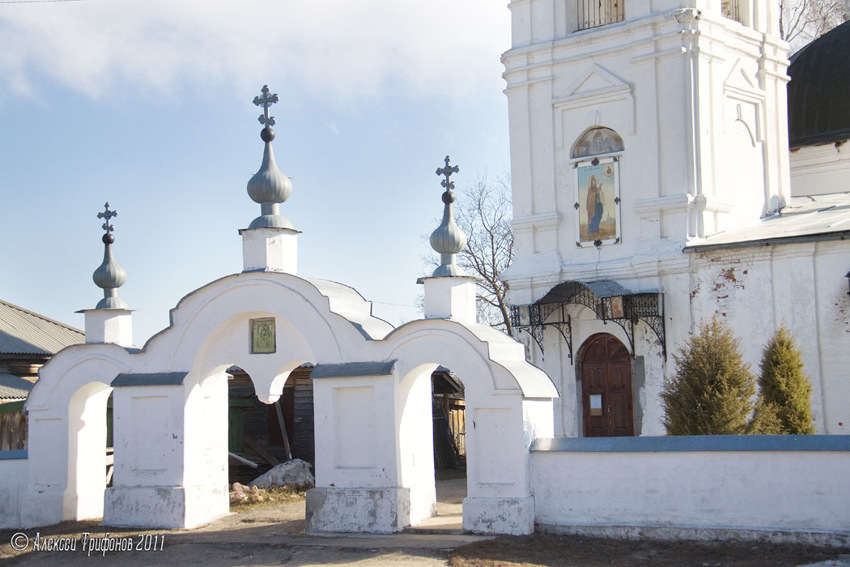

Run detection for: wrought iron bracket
[[510, 304, 573, 361]]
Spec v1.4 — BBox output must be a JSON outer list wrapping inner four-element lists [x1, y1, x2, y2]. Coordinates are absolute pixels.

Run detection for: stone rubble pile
[[229, 482, 266, 504], [228, 459, 316, 505], [249, 458, 315, 488]]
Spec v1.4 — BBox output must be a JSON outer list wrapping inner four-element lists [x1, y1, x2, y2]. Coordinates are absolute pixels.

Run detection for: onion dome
[[92, 203, 129, 309], [787, 21, 850, 148], [430, 156, 468, 277], [247, 85, 294, 229]]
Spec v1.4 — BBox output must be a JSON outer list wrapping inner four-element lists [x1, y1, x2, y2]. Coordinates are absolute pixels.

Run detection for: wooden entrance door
[[580, 334, 634, 437]]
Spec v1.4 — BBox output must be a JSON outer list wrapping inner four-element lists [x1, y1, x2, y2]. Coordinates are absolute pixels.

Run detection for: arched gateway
[[20, 90, 557, 535]]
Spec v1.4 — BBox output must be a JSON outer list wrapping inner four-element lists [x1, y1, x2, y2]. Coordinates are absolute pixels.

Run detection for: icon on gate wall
[[251, 318, 276, 354]]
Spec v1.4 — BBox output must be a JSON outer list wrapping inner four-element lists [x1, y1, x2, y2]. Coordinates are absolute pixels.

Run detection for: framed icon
[[251, 318, 276, 354], [574, 157, 621, 247]]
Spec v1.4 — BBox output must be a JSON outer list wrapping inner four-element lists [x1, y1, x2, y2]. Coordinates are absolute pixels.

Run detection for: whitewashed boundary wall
[[531, 436, 850, 544], [0, 451, 28, 529]]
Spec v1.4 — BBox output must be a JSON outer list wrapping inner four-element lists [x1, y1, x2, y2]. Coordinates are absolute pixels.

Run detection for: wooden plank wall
[[0, 409, 27, 451], [290, 367, 315, 465]]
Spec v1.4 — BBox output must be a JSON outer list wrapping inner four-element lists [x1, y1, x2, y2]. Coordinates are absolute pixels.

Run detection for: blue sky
[[0, 0, 512, 344]]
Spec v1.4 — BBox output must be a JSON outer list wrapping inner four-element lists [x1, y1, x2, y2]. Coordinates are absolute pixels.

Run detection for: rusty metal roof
[[0, 299, 84, 356]]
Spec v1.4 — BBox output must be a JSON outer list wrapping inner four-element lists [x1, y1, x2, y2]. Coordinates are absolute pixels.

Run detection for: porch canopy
[[509, 280, 666, 359]]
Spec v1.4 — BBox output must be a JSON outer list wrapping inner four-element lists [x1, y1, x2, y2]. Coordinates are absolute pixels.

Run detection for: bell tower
[[502, 0, 791, 304]]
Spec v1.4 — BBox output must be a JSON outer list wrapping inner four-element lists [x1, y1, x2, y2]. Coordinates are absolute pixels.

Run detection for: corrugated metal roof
[[0, 300, 84, 356], [687, 193, 850, 251], [0, 373, 35, 399]]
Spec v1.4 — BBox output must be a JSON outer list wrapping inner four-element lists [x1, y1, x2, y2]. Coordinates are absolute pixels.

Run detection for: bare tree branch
[[780, 0, 843, 52], [453, 172, 514, 334]]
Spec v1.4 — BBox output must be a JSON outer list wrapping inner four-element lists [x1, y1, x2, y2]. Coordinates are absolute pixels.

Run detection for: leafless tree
[[423, 172, 514, 333], [453, 173, 514, 334], [779, 0, 844, 52]]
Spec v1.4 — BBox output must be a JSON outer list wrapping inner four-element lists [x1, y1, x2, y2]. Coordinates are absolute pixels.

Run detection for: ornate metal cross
[[253, 85, 279, 128], [97, 202, 118, 233], [436, 156, 459, 191]]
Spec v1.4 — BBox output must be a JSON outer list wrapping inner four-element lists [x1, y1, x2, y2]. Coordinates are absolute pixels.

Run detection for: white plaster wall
[[689, 242, 850, 434], [16, 269, 556, 534], [396, 366, 437, 525], [531, 446, 850, 534], [522, 399, 556, 445], [65, 382, 111, 520], [503, 0, 790, 303], [790, 144, 850, 197], [813, 246, 850, 435], [421, 277, 477, 323], [182, 371, 229, 526], [390, 324, 542, 502], [22, 347, 130, 528], [313, 375, 398, 490], [0, 455, 28, 529], [188, 312, 315, 404], [111, 385, 185, 488]]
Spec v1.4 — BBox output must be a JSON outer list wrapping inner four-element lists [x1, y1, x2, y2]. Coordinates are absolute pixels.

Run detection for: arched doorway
[[579, 333, 633, 437]]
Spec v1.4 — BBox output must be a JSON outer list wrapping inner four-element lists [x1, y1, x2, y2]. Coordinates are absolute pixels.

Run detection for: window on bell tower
[[577, 0, 625, 31], [721, 0, 742, 23]]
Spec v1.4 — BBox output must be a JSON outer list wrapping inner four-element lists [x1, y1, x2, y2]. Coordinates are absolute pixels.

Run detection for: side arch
[[387, 320, 557, 535], [22, 346, 130, 528]]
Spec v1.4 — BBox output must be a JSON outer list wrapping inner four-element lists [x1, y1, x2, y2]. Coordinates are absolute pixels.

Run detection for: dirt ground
[[1, 488, 847, 567]]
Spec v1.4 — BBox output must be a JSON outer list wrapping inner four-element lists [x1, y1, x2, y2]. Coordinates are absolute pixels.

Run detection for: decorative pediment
[[554, 64, 635, 143], [559, 63, 631, 101], [724, 58, 762, 99]]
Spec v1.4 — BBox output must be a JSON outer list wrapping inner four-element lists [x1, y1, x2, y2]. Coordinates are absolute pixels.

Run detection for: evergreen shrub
[[751, 326, 815, 434], [662, 317, 755, 435]]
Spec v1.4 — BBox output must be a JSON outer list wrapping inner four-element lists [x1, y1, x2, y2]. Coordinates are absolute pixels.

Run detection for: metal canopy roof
[[511, 280, 666, 360]]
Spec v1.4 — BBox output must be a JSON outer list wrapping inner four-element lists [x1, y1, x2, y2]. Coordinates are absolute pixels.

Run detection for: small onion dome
[[430, 189, 468, 277], [247, 128, 294, 229], [788, 21, 850, 148], [93, 233, 129, 309]]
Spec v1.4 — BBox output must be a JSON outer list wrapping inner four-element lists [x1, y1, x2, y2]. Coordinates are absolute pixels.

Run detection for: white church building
[[501, 0, 850, 439], [0, 1, 848, 542]]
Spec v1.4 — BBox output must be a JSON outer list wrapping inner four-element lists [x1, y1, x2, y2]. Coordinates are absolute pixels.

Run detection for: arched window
[[571, 127, 624, 159], [571, 127, 623, 247]]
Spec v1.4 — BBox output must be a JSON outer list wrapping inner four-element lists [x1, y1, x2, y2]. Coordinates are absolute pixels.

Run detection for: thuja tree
[[751, 326, 815, 434], [661, 317, 756, 435]]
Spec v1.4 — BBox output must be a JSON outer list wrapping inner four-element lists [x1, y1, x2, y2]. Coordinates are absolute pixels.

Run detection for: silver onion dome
[[247, 85, 294, 229], [92, 203, 129, 309], [429, 156, 468, 277]]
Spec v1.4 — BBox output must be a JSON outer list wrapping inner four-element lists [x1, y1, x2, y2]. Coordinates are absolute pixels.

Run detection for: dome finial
[[247, 84, 294, 229], [92, 202, 128, 309], [429, 156, 468, 277], [253, 84, 279, 142]]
